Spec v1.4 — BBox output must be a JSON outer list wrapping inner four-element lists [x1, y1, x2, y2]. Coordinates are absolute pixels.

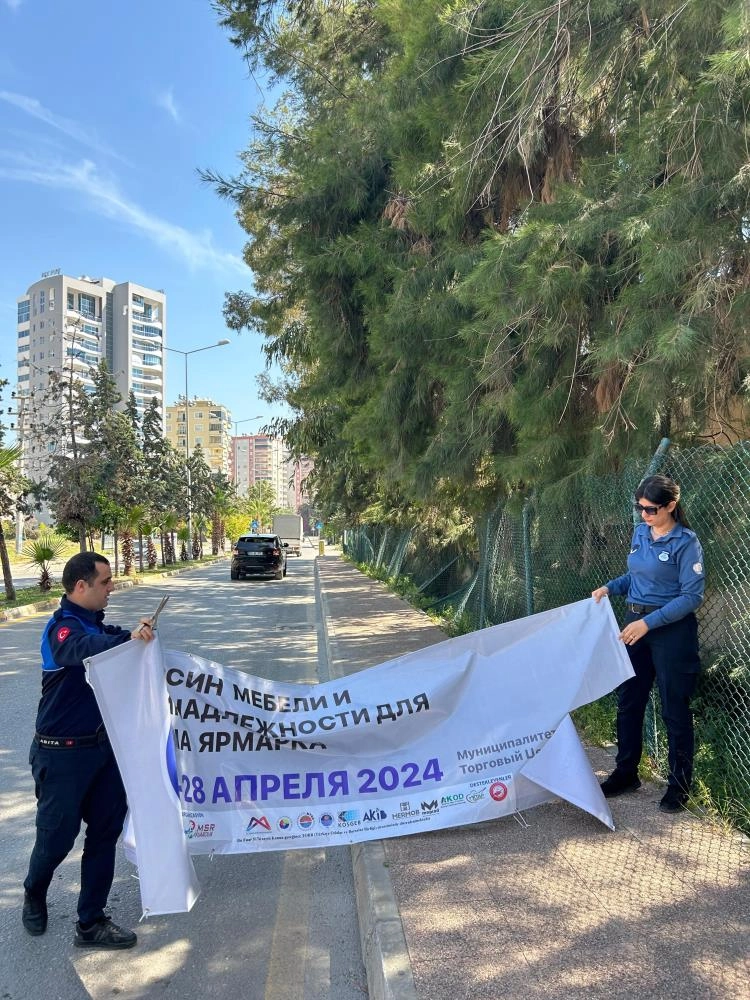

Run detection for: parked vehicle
[[231, 534, 288, 580], [272, 514, 304, 556]]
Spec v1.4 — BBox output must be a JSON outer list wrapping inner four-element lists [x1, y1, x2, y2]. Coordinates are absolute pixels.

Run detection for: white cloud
[[0, 90, 128, 162], [156, 87, 182, 125], [0, 154, 247, 276]]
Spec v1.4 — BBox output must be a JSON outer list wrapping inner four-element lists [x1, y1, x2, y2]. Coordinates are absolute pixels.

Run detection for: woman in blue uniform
[[592, 475, 705, 812]]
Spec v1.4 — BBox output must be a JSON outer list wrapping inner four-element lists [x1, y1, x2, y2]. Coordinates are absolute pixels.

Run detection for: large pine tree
[[210, 0, 750, 518]]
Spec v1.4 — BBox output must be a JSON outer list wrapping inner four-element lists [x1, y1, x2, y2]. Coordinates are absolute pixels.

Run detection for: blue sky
[[0, 0, 284, 435]]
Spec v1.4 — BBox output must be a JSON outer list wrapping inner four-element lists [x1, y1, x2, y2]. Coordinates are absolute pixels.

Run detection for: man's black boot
[[22, 891, 48, 936], [600, 770, 641, 798]]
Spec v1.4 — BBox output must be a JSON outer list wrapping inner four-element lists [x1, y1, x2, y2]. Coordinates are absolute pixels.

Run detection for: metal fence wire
[[342, 441, 750, 830]]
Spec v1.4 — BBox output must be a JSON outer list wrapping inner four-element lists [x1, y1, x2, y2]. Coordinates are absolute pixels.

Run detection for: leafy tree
[[209, 0, 750, 526], [44, 366, 101, 551], [245, 480, 280, 531], [187, 445, 215, 558]]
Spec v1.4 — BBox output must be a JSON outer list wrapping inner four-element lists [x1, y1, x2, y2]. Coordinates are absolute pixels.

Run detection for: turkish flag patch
[[56, 626, 71, 642]]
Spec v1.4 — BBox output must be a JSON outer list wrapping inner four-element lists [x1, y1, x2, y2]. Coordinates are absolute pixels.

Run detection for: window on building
[[79, 293, 96, 318], [132, 293, 145, 307], [18, 300, 30, 323], [67, 291, 75, 309], [39, 290, 45, 313]]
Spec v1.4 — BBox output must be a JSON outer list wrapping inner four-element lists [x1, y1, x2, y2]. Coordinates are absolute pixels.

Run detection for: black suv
[[231, 534, 288, 580]]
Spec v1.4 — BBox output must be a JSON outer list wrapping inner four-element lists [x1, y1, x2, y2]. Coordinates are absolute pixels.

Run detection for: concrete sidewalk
[[316, 555, 750, 1000]]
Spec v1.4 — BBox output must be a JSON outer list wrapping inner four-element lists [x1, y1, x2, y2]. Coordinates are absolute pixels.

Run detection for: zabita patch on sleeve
[[693, 563, 703, 574], [56, 626, 71, 642]]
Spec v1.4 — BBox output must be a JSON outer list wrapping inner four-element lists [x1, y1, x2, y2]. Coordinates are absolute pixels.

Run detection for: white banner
[[86, 598, 632, 915]]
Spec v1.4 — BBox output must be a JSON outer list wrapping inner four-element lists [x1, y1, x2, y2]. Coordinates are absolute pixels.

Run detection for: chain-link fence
[[343, 440, 750, 831]]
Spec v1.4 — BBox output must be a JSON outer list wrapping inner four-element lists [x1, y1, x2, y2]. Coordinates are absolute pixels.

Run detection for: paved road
[[0, 552, 368, 1000]]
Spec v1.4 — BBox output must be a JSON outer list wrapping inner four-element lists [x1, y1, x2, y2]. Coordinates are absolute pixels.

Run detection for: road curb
[[314, 556, 418, 1000]]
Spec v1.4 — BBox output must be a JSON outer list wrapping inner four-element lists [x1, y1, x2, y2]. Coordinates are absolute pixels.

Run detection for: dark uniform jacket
[[36, 595, 131, 738]]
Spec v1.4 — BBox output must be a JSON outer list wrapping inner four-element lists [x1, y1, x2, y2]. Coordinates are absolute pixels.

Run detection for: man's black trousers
[[24, 739, 127, 925]]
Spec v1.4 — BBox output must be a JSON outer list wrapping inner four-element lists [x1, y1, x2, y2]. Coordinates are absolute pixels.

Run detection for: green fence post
[[640, 438, 671, 770], [477, 513, 490, 630], [523, 495, 534, 617]]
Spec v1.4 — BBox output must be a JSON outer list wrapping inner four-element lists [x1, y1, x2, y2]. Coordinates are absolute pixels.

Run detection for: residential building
[[286, 454, 315, 513], [14, 269, 166, 490], [232, 434, 287, 508], [165, 398, 232, 478]]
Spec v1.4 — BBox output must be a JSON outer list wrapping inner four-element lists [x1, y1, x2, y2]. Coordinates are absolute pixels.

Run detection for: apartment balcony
[[131, 311, 162, 326], [66, 306, 101, 323]]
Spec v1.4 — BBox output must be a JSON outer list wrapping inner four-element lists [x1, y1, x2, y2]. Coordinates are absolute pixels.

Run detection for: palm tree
[[160, 512, 180, 566], [122, 504, 147, 576], [211, 484, 233, 555], [24, 533, 68, 591], [177, 524, 190, 563], [140, 519, 159, 570]]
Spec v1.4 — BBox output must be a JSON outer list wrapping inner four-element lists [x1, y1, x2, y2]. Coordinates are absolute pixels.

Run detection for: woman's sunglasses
[[634, 502, 662, 516]]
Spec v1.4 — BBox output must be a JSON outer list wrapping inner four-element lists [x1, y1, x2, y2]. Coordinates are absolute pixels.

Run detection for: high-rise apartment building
[[15, 270, 166, 484], [165, 398, 232, 478], [232, 434, 287, 508]]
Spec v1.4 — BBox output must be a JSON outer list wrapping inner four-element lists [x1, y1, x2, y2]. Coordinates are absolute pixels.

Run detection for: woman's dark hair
[[635, 475, 691, 528], [62, 552, 110, 593]]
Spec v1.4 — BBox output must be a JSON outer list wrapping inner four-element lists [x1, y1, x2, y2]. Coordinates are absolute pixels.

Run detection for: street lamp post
[[233, 416, 265, 438], [165, 339, 230, 557]]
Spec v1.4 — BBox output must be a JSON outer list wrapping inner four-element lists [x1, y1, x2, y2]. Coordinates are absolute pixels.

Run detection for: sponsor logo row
[[243, 784, 508, 833], [183, 783, 509, 838]]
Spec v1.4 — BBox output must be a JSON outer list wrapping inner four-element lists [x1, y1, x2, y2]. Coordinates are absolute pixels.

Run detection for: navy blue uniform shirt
[[605, 522, 705, 630], [35, 594, 131, 737]]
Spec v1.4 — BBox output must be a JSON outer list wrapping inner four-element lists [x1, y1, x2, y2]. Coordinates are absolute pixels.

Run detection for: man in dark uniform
[[22, 552, 155, 948]]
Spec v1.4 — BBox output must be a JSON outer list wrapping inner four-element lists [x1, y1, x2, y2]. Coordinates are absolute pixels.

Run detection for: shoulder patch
[[56, 626, 71, 642], [693, 562, 703, 574], [658, 551, 669, 562]]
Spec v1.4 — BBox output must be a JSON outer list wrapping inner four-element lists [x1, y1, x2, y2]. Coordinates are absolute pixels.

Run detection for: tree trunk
[[0, 520, 17, 602]]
